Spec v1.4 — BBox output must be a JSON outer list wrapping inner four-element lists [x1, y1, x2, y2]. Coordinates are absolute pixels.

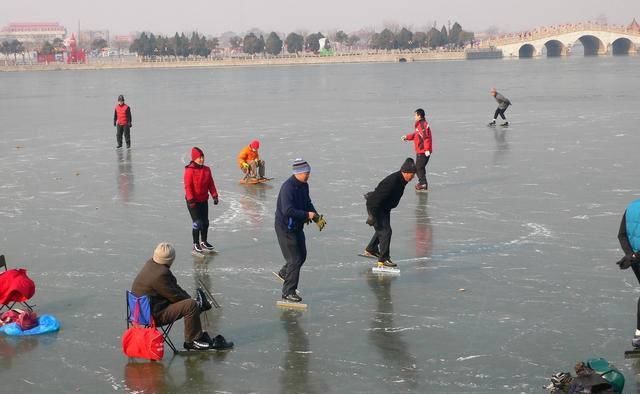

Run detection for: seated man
[[131, 242, 233, 351], [237, 140, 266, 180]]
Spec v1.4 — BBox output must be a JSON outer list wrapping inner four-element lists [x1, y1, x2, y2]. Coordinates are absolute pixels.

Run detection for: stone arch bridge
[[482, 22, 640, 58]]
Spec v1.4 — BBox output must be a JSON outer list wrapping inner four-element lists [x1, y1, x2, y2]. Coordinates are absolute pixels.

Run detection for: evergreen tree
[[285, 32, 304, 53], [265, 32, 283, 55]]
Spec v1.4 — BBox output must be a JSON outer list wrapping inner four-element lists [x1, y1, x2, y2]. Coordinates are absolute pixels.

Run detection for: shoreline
[[0, 51, 466, 72]]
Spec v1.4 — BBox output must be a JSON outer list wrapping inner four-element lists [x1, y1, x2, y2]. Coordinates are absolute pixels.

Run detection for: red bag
[[122, 326, 165, 360], [1, 309, 38, 330]]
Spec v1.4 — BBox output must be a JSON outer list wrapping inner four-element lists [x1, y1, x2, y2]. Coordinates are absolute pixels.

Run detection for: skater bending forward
[[616, 199, 640, 347], [184, 147, 219, 254], [489, 88, 511, 126], [237, 139, 266, 180], [363, 158, 416, 267], [131, 243, 233, 351], [274, 158, 326, 303]]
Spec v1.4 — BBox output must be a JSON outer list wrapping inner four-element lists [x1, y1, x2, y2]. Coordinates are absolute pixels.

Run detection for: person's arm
[[184, 168, 195, 202], [126, 107, 132, 126], [237, 147, 248, 168], [113, 109, 117, 126], [619, 212, 634, 256], [207, 168, 218, 200], [154, 270, 191, 303]]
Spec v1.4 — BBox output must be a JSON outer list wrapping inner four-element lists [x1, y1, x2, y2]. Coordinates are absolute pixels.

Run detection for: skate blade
[[271, 272, 301, 295], [358, 253, 377, 259], [372, 266, 401, 275], [191, 251, 206, 258], [277, 300, 308, 310], [175, 348, 231, 355], [625, 349, 640, 358]]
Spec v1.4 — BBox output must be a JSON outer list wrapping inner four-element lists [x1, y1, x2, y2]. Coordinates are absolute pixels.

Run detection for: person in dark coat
[[488, 88, 511, 126], [131, 242, 233, 350], [274, 158, 326, 303], [362, 158, 416, 267], [616, 200, 640, 347]]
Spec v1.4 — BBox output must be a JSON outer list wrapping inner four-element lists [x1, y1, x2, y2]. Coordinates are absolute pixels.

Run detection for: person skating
[[616, 199, 640, 347], [184, 147, 219, 254], [362, 158, 416, 267], [401, 108, 433, 191], [131, 242, 233, 351], [274, 158, 326, 303], [237, 140, 266, 180], [113, 94, 132, 148], [489, 88, 511, 126]]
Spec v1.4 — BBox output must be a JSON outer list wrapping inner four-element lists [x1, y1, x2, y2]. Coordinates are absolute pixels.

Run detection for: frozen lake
[[1, 56, 640, 393]]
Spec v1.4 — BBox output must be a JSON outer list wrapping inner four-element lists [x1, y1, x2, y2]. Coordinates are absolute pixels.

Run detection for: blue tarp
[[0, 314, 60, 336]]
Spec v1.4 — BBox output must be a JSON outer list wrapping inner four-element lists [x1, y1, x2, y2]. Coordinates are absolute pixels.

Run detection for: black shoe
[[195, 288, 212, 312], [116, 145, 122, 149], [379, 259, 397, 267], [193, 243, 203, 253], [184, 335, 213, 350], [211, 334, 234, 350], [126, 144, 131, 148], [274, 271, 285, 281], [501, 122, 509, 126], [488, 121, 496, 126], [362, 249, 381, 259], [282, 293, 302, 303], [200, 241, 216, 252]]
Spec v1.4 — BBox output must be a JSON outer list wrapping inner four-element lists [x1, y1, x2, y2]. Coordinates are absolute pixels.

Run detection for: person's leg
[[423, 155, 431, 189], [415, 153, 427, 186], [116, 125, 124, 147], [198, 202, 209, 243], [632, 264, 640, 332], [492, 108, 501, 123], [258, 160, 265, 178], [249, 160, 258, 178], [282, 231, 306, 296], [187, 201, 201, 244], [124, 125, 131, 147], [499, 108, 507, 120], [377, 210, 392, 261], [276, 225, 294, 280], [366, 225, 380, 254], [154, 299, 202, 342]]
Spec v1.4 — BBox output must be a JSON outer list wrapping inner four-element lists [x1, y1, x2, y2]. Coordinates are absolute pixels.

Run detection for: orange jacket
[[237, 145, 259, 168]]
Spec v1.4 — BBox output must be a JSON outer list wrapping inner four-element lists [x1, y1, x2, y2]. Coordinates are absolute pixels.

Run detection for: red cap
[[249, 140, 260, 150], [191, 147, 204, 161]]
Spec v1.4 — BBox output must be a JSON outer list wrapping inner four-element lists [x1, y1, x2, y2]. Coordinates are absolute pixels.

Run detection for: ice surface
[[1, 56, 640, 392]]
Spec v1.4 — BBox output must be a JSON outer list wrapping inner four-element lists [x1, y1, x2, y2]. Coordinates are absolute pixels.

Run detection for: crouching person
[[131, 242, 233, 351]]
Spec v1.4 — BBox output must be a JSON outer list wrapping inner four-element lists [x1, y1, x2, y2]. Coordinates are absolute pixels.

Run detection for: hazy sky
[[3, 0, 639, 35]]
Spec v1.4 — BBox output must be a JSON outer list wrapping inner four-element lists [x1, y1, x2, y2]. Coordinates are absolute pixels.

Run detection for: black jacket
[[131, 259, 191, 315], [366, 171, 408, 214]]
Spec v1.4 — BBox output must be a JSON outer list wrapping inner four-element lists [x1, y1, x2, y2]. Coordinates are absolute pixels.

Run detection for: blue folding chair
[[126, 291, 178, 354], [0, 254, 35, 313]]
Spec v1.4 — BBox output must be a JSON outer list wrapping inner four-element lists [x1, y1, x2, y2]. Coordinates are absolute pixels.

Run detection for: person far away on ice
[[237, 139, 266, 181], [488, 88, 511, 127], [113, 94, 132, 148], [131, 242, 233, 350], [274, 158, 326, 303], [401, 108, 433, 191], [184, 147, 219, 255], [362, 158, 417, 268], [616, 199, 640, 348]]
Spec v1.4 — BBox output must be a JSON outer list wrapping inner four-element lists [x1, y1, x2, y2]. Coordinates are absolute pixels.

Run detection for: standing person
[[237, 140, 266, 180], [616, 199, 640, 347], [489, 88, 511, 126], [401, 108, 433, 191], [184, 147, 219, 254], [362, 158, 416, 267], [131, 242, 233, 350], [274, 158, 326, 303], [113, 94, 132, 148]]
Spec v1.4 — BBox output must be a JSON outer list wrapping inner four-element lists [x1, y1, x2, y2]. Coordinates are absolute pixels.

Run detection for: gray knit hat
[[153, 242, 176, 265], [292, 158, 311, 174]]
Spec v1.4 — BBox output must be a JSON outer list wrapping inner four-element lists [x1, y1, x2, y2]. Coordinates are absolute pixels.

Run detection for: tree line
[[369, 22, 473, 50], [129, 32, 219, 58]]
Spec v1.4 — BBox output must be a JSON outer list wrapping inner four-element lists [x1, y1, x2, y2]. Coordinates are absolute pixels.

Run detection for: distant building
[[0, 22, 66, 45], [628, 18, 640, 32], [79, 30, 109, 46]]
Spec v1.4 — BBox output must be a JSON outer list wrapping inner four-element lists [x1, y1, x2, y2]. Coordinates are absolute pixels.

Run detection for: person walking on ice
[[274, 158, 326, 303], [362, 158, 416, 268], [184, 147, 219, 255], [237, 139, 266, 181], [113, 94, 133, 148], [616, 199, 640, 348], [401, 108, 432, 191], [488, 88, 511, 126]]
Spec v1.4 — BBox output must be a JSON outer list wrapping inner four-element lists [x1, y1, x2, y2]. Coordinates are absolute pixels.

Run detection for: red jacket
[[405, 119, 433, 154], [114, 104, 131, 126], [184, 162, 218, 203]]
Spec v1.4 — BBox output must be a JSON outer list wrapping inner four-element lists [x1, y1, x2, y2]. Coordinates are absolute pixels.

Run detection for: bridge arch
[[611, 38, 635, 55], [543, 40, 566, 57], [576, 35, 606, 56], [518, 44, 536, 58]]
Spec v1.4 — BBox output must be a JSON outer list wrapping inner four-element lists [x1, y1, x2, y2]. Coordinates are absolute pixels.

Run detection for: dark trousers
[[366, 209, 392, 262], [154, 298, 202, 342], [633, 263, 640, 330], [416, 153, 430, 187], [276, 224, 307, 297], [116, 124, 131, 147], [493, 107, 507, 120], [187, 201, 209, 244]]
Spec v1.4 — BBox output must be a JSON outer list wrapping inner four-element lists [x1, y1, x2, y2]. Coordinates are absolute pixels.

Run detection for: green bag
[[586, 357, 625, 393]]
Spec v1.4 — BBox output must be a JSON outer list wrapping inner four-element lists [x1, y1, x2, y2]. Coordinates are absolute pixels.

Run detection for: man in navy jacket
[[275, 158, 324, 302]]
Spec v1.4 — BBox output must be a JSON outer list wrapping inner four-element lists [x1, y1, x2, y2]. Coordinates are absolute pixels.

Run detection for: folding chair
[[0, 255, 35, 313], [126, 291, 178, 354]]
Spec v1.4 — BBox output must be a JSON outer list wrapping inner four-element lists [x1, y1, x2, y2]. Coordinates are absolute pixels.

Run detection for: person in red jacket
[[401, 108, 432, 191], [184, 147, 219, 254], [113, 94, 132, 148]]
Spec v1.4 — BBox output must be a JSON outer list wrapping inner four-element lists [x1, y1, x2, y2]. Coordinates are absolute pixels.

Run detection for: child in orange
[[237, 140, 265, 180]]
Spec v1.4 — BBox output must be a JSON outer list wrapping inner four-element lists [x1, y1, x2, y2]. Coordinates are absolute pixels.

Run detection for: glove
[[616, 254, 639, 270], [366, 213, 376, 226], [312, 214, 326, 231], [128, 123, 132, 128], [187, 199, 196, 209], [401, 136, 407, 141], [425, 150, 431, 157], [241, 162, 250, 170], [213, 197, 219, 205]]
